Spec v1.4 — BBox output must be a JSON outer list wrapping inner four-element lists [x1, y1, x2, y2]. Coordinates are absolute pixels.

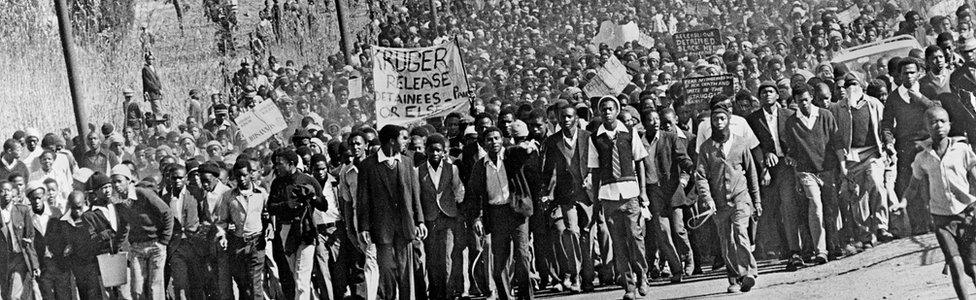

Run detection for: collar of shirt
[[32, 205, 52, 236], [897, 84, 918, 103], [377, 150, 402, 165], [60, 212, 80, 227], [1, 203, 10, 224], [485, 151, 505, 170], [1, 156, 17, 170], [92, 204, 118, 231], [763, 104, 779, 121], [126, 185, 138, 201], [797, 108, 820, 127], [559, 128, 578, 145], [596, 120, 629, 138]]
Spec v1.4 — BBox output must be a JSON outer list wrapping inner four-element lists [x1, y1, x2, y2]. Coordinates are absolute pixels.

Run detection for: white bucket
[[96, 252, 129, 287]]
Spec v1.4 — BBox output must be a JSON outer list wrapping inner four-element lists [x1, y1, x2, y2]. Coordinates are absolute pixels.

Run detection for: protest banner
[[592, 21, 656, 48], [673, 29, 722, 58], [235, 100, 288, 147], [680, 74, 736, 119], [373, 40, 472, 126], [348, 75, 363, 99], [583, 55, 632, 97], [836, 5, 861, 24]]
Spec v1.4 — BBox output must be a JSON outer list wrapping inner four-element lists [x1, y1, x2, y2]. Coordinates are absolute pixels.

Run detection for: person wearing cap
[[204, 104, 237, 137], [22, 128, 42, 165], [946, 37, 976, 148], [195, 161, 233, 298], [0, 180, 39, 299], [82, 171, 131, 297], [269, 148, 328, 300], [214, 159, 270, 299], [882, 57, 941, 236], [782, 83, 846, 264], [142, 52, 164, 116], [112, 163, 174, 300], [694, 99, 761, 294], [828, 74, 894, 251], [23, 180, 70, 299], [586, 96, 649, 299]]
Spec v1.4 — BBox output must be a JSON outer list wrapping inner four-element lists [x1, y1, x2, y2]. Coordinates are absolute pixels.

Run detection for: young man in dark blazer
[[541, 102, 594, 292], [83, 172, 131, 298], [746, 81, 801, 269], [467, 126, 534, 300], [418, 133, 465, 299], [357, 124, 427, 300], [0, 180, 39, 300], [640, 108, 695, 284]]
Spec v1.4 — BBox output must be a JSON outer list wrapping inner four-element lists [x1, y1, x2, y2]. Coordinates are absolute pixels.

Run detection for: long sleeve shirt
[[215, 186, 269, 238]]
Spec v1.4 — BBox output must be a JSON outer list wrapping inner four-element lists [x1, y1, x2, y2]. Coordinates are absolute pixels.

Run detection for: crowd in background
[[3, 0, 976, 299]]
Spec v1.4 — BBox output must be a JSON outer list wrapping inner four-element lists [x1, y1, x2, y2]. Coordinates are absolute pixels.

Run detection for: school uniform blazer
[[418, 158, 464, 221], [746, 106, 793, 163], [142, 65, 163, 100], [827, 95, 885, 156], [82, 204, 130, 254], [946, 67, 976, 140], [357, 153, 424, 244], [541, 129, 592, 206], [0, 204, 39, 271]]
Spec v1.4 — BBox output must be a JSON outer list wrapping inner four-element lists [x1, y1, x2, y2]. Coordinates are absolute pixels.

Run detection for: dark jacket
[[268, 170, 327, 252], [356, 153, 424, 244], [418, 158, 462, 222], [83, 203, 129, 254], [465, 146, 538, 233], [642, 131, 694, 207], [0, 204, 39, 272], [946, 67, 976, 141], [142, 65, 163, 100], [50, 214, 102, 266], [117, 187, 175, 245], [746, 105, 794, 174], [541, 129, 592, 206], [31, 207, 64, 271], [882, 88, 941, 149]]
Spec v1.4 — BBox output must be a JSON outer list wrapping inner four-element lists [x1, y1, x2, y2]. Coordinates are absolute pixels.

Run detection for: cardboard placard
[[673, 29, 723, 58]]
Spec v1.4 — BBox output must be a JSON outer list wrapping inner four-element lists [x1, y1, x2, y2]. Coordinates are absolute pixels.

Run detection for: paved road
[[524, 234, 963, 299]]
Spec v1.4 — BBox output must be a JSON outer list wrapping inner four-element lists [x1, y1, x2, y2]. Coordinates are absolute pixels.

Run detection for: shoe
[[581, 284, 595, 293], [842, 244, 859, 256], [638, 281, 649, 296], [647, 266, 661, 279], [670, 273, 683, 284], [877, 229, 895, 242], [623, 291, 638, 300], [660, 268, 672, 279], [568, 281, 582, 294], [861, 241, 874, 249], [727, 283, 742, 293], [562, 274, 573, 291], [740, 276, 756, 292], [811, 253, 828, 265], [692, 267, 704, 275], [683, 260, 696, 276], [785, 254, 806, 271], [712, 256, 726, 271]]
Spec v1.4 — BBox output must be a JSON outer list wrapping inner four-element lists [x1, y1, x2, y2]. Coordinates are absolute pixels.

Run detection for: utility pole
[[53, 0, 89, 146], [430, 0, 440, 37], [334, 0, 353, 64]]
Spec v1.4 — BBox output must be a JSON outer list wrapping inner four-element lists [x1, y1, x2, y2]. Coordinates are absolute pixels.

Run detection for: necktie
[[610, 135, 621, 178]]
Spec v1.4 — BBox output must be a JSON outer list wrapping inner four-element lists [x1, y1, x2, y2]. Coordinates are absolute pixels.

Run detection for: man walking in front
[[112, 164, 174, 300]]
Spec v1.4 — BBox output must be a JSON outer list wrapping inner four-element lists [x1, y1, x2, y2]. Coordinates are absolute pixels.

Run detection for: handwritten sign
[[372, 41, 472, 126], [235, 100, 288, 147], [836, 5, 861, 24], [673, 29, 722, 58], [592, 21, 656, 48], [583, 55, 632, 97], [680, 75, 736, 119]]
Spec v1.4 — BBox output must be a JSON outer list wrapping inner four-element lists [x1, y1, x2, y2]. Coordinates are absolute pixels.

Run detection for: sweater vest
[[592, 127, 637, 184]]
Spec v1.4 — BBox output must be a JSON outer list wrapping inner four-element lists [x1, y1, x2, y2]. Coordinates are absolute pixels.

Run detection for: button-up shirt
[[31, 204, 52, 236], [911, 138, 976, 216], [797, 108, 820, 130], [312, 176, 340, 225], [485, 154, 510, 205], [377, 150, 402, 167], [587, 120, 648, 200], [216, 186, 268, 238], [764, 106, 783, 156], [92, 204, 119, 231], [203, 182, 231, 223], [695, 115, 760, 152]]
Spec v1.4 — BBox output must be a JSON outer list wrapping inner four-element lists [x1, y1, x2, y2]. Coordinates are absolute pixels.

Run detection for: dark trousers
[[553, 202, 595, 288], [0, 254, 32, 300], [167, 235, 209, 300], [896, 147, 931, 234], [228, 234, 265, 299], [424, 216, 464, 299], [376, 238, 414, 300], [592, 203, 615, 283], [488, 205, 533, 300], [601, 197, 647, 293], [646, 185, 692, 276], [530, 208, 560, 288], [457, 222, 490, 296], [71, 262, 105, 300], [314, 223, 346, 300], [760, 163, 795, 255], [38, 258, 75, 299]]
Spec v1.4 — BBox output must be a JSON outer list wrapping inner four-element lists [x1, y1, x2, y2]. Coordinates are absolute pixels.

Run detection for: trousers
[[487, 205, 533, 300], [794, 171, 839, 255], [714, 196, 758, 280], [553, 201, 595, 288], [129, 241, 167, 300], [601, 197, 647, 293]]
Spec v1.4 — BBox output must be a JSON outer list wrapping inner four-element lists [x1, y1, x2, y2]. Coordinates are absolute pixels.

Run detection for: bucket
[[96, 252, 129, 287]]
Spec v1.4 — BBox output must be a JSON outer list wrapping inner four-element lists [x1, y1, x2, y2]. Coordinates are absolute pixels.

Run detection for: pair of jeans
[[129, 241, 167, 300], [281, 224, 316, 300], [313, 224, 347, 300]]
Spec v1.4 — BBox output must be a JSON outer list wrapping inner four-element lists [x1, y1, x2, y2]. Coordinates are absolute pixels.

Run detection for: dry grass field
[[0, 0, 377, 138]]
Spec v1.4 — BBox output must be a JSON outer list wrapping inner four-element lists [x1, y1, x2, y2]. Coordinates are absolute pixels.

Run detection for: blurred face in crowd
[[311, 160, 329, 183], [25, 136, 38, 151], [710, 111, 730, 136], [600, 99, 620, 125], [768, 62, 784, 80], [426, 142, 446, 165], [395, 130, 410, 153], [444, 116, 461, 137], [796, 90, 815, 116], [199, 172, 219, 192], [482, 130, 504, 157], [27, 187, 46, 213], [559, 106, 578, 132], [498, 113, 515, 137], [68, 191, 87, 220], [963, 46, 976, 64], [0, 182, 15, 207], [234, 165, 253, 190], [349, 135, 366, 159], [92, 182, 112, 205], [661, 110, 679, 132], [45, 181, 59, 201], [111, 174, 130, 197], [5, 142, 21, 159], [760, 86, 778, 107], [410, 135, 426, 153], [928, 50, 947, 72], [169, 168, 187, 192], [475, 116, 493, 134], [643, 110, 660, 136], [901, 63, 920, 87], [39, 152, 54, 172]]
